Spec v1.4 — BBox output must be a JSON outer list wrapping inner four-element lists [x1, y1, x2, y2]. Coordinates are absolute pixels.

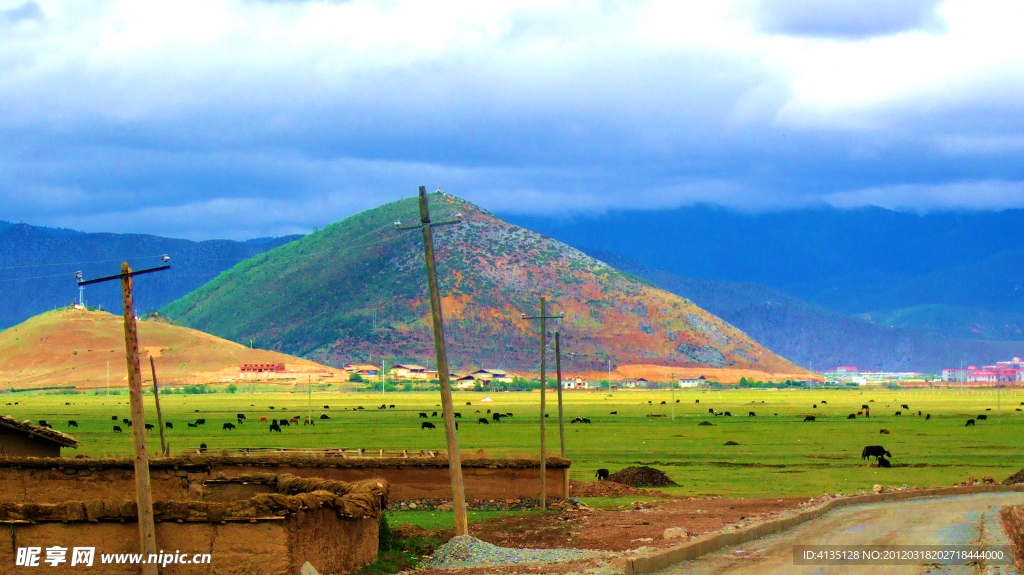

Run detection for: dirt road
[[660, 492, 1024, 575]]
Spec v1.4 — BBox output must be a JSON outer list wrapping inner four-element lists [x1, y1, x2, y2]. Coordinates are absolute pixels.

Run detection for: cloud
[[751, 0, 946, 39], [825, 180, 1024, 212], [0, 0, 1022, 238], [2, 1, 43, 24]]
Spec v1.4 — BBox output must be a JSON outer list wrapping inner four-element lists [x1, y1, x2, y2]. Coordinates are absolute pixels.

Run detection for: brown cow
[[258, 416, 268, 423]]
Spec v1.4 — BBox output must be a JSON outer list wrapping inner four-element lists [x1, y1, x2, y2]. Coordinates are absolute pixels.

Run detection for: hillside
[[0, 308, 337, 390], [162, 194, 807, 376], [587, 250, 1024, 372], [0, 222, 301, 330]]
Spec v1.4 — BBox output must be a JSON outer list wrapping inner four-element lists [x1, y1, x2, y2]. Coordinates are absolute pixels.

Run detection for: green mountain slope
[[162, 194, 805, 375]]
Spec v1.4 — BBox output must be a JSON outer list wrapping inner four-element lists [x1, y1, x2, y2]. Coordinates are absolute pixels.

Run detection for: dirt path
[[657, 492, 1024, 575]]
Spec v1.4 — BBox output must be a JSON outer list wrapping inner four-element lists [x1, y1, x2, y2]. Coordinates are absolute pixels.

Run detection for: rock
[[663, 527, 688, 540], [299, 562, 321, 575], [872, 484, 883, 494]]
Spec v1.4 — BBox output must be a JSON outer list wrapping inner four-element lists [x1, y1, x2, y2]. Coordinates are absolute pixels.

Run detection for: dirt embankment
[[1003, 506, 1024, 573]]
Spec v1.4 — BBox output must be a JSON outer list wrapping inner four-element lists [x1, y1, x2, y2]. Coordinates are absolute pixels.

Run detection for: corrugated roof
[[0, 415, 79, 448]]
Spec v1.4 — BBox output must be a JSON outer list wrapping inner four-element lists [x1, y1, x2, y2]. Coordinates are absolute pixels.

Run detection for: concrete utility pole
[[522, 297, 563, 510], [396, 186, 468, 535], [554, 330, 569, 498], [150, 356, 167, 456], [78, 257, 169, 575]]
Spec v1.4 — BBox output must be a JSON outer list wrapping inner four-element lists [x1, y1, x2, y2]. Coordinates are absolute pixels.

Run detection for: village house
[[454, 374, 482, 390], [344, 364, 380, 376], [678, 376, 706, 388], [0, 415, 78, 457], [470, 369, 513, 384], [562, 377, 588, 389], [391, 364, 438, 380], [240, 362, 285, 374], [620, 377, 650, 389]]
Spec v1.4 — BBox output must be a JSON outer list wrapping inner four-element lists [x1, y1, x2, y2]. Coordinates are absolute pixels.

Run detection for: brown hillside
[[0, 308, 339, 390]]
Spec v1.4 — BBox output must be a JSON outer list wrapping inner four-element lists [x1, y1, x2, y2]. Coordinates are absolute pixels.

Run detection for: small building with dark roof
[[0, 415, 79, 457]]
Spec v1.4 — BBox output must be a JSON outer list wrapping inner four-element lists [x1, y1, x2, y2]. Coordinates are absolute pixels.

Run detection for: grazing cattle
[[901, 404, 909, 410], [356, 406, 364, 410], [596, 468, 610, 481], [269, 423, 282, 432], [419, 413, 428, 419], [880, 429, 890, 434], [112, 415, 118, 420], [223, 423, 235, 430], [648, 401, 652, 405], [466, 402, 472, 405], [986, 408, 992, 411], [144, 423, 154, 430], [966, 419, 975, 426], [977, 414, 988, 420], [454, 413, 462, 418], [199, 444, 208, 453], [926, 414, 931, 420], [660, 401, 666, 405], [581, 418, 592, 424], [714, 411, 721, 417], [812, 404, 817, 409], [862, 405, 869, 409], [857, 411, 863, 415], [379, 404, 386, 410], [749, 412, 756, 417], [324, 405, 330, 409], [38, 421, 51, 429], [847, 414, 856, 419], [389, 405, 395, 409], [196, 419, 206, 425], [289, 417, 300, 424], [803, 415, 816, 422], [279, 420, 290, 427], [187, 423, 197, 428], [862, 445, 891, 460], [421, 422, 436, 429], [269, 406, 275, 410], [258, 416, 267, 423], [492, 413, 502, 422], [236, 413, 246, 420], [122, 418, 131, 426], [724, 412, 732, 417], [166, 422, 173, 429], [1017, 408, 1023, 412], [505, 413, 513, 417], [320, 414, 330, 420], [487, 409, 491, 413], [698, 421, 714, 426], [877, 456, 892, 468], [478, 418, 489, 424], [455, 422, 459, 430], [68, 420, 78, 427], [895, 411, 902, 416], [610, 411, 618, 414], [676, 399, 680, 403], [113, 426, 123, 432], [821, 400, 827, 404], [571, 417, 582, 424], [708, 408, 715, 414], [237, 418, 244, 425], [695, 400, 699, 403]]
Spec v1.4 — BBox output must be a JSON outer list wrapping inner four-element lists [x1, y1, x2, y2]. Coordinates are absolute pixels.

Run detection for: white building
[[678, 376, 706, 388]]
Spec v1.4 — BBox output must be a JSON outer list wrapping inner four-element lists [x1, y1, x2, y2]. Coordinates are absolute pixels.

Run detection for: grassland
[[4, 388, 1023, 498]]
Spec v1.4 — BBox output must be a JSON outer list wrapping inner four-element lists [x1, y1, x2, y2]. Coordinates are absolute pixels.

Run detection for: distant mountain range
[[161, 194, 805, 375], [585, 250, 1024, 372], [0, 222, 300, 330]]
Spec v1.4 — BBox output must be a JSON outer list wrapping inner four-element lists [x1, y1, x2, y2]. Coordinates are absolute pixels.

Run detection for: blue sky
[[1, 0, 1023, 239]]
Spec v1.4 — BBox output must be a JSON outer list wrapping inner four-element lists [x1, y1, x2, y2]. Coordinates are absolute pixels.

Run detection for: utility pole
[[308, 375, 313, 426], [382, 360, 386, 398], [106, 361, 109, 398], [554, 330, 568, 498], [522, 298, 563, 510], [78, 257, 169, 575], [395, 186, 468, 535], [149, 356, 167, 456]]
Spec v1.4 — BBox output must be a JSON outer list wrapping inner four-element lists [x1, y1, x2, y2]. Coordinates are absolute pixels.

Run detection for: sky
[[2, 0, 1024, 239]]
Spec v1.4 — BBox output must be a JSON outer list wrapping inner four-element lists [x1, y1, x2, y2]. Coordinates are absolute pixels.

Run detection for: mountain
[[162, 194, 809, 377], [585, 250, 1024, 372], [504, 206, 1024, 320], [0, 308, 336, 390], [0, 222, 302, 330]]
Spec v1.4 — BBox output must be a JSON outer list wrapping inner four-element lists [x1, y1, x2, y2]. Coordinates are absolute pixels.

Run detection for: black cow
[[419, 413, 428, 419], [695, 400, 699, 403], [478, 418, 489, 425], [966, 419, 975, 426], [749, 412, 756, 417], [466, 401, 472, 405], [279, 420, 290, 427], [978, 414, 988, 420], [862, 405, 869, 409], [236, 413, 246, 420], [68, 420, 78, 427], [901, 404, 909, 410], [492, 413, 502, 422], [861, 445, 891, 460], [847, 413, 856, 419], [196, 419, 206, 425], [421, 422, 436, 429], [432, 411, 438, 417], [877, 456, 892, 468], [199, 444, 208, 453], [269, 406, 275, 410], [505, 413, 513, 417], [986, 408, 992, 411], [821, 400, 827, 404], [324, 405, 330, 409], [166, 422, 173, 429], [487, 409, 491, 413], [596, 468, 610, 481], [455, 422, 459, 430], [113, 426, 123, 432], [320, 414, 330, 420], [918, 411, 922, 416], [187, 422, 197, 428], [122, 418, 132, 426], [925, 414, 931, 420], [269, 423, 282, 432], [454, 413, 462, 418], [144, 423, 154, 430], [581, 418, 591, 424], [389, 405, 395, 409], [724, 412, 732, 417], [112, 415, 118, 420], [38, 420, 49, 427], [610, 411, 618, 414], [708, 408, 715, 414], [812, 404, 817, 409], [895, 411, 902, 416], [223, 423, 235, 430], [660, 401, 666, 405], [357, 406, 364, 410], [804, 415, 816, 422], [571, 417, 582, 424]]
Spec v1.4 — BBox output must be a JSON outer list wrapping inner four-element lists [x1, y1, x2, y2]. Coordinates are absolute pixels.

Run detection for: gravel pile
[[607, 466, 677, 488], [423, 535, 593, 568]]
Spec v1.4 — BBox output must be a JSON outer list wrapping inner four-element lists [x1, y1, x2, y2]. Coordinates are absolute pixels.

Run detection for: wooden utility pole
[[398, 186, 468, 535], [120, 263, 158, 575], [555, 330, 568, 498], [78, 257, 169, 575], [522, 298, 562, 509], [149, 356, 167, 456]]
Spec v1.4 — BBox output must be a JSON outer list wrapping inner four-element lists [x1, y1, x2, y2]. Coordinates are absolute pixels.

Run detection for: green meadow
[[5, 387, 1024, 498]]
